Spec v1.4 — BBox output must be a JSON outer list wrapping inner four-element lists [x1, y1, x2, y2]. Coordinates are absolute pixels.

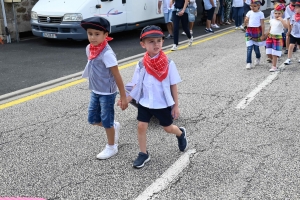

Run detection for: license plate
[[43, 32, 57, 38]]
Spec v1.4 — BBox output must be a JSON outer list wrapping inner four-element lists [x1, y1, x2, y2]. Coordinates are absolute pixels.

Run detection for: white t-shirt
[[290, 14, 300, 38], [245, 0, 251, 5], [269, 19, 284, 35], [232, 0, 244, 8], [189, 0, 197, 8], [203, 0, 216, 10], [285, 5, 295, 19], [159, 0, 174, 13], [131, 60, 181, 109], [246, 10, 265, 27]]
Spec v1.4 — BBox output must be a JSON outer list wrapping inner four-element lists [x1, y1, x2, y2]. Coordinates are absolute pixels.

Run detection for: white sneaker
[[96, 144, 118, 160], [235, 27, 239, 30], [171, 44, 177, 51], [181, 31, 186, 35], [214, 24, 220, 28], [284, 59, 291, 65], [211, 24, 220, 28], [254, 58, 260, 66], [188, 36, 193, 46], [114, 121, 121, 144], [246, 63, 252, 69], [239, 25, 244, 29]]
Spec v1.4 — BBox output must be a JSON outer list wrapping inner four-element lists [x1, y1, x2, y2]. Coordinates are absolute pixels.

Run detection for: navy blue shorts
[[137, 104, 173, 127]]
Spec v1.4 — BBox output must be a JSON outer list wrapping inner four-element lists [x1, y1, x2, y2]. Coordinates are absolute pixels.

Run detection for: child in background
[[81, 17, 128, 160], [284, 1, 300, 65], [182, 0, 198, 35], [121, 25, 188, 169], [266, 4, 288, 72], [284, 0, 296, 54], [244, 0, 266, 69]]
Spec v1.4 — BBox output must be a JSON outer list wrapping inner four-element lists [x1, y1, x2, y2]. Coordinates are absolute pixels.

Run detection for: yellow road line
[[0, 29, 235, 110]]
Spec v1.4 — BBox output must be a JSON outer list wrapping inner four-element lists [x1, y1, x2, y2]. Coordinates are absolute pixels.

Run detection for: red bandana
[[296, 13, 300, 22], [88, 37, 113, 60], [289, 4, 295, 11], [143, 50, 169, 82]]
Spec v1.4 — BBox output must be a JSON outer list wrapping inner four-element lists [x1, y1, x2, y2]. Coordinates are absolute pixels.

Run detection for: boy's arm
[[170, 84, 180, 120], [244, 17, 249, 26], [279, 18, 289, 29], [158, 0, 162, 13], [110, 66, 128, 110]]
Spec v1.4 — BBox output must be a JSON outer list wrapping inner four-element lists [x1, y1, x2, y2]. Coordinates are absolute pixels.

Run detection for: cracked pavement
[[1, 27, 300, 199]]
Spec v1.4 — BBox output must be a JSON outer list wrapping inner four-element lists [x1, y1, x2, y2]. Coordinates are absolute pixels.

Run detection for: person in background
[[170, 0, 193, 50], [182, 0, 197, 35], [284, 0, 296, 54], [212, 0, 221, 28], [224, 0, 233, 24], [244, 0, 265, 69], [158, 0, 174, 39], [266, 4, 288, 72], [284, 0, 300, 65], [232, 0, 244, 29], [204, 0, 216, 32], [217, 0, 225, 26], [242, 0, 251, 31]]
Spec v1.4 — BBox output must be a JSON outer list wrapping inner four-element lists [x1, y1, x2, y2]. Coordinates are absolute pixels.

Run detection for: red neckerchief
[[289, 4, 295, 11], [88, 37, 113, 60], [295, 13, 300, 22], [143, 50, 169, 82]]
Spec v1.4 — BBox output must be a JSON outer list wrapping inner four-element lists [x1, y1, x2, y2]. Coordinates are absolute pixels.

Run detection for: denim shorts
[[164, 10, 173, 23], [88, 91, 117, 128]]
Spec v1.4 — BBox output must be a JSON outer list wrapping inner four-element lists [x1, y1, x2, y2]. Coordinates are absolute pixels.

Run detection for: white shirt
[[159, 0, 174, 13], [245, 0, 251, 5], [290, 14, 300, 38], [246, 10, 265, 27], [285, 5, 295, 19], [269, 19, 284, 35], [203, 0, 216, 10], [131, 60, 181, 109], [232, 0, 243, 8], [189, 0, 197, 8]]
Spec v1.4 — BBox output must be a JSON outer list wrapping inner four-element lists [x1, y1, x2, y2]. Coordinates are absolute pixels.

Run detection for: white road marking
[[135, 149, 196, 200], [236, 63, 286, 109]]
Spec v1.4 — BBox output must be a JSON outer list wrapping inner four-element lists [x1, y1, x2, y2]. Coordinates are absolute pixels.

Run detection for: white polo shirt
[[131, 59, 182, 109]]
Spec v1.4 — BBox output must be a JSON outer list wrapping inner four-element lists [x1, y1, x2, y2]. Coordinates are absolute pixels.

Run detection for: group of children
[[80, 17, 188, 169], [244, 0, 300, 72]]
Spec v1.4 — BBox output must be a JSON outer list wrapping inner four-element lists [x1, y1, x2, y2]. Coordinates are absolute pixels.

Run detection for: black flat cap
[[81, 17, 110, 33]]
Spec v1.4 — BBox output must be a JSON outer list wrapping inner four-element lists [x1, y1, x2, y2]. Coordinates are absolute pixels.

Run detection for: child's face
[[87, 28, 108, 46], [251, 3, 260, 12], [274, 11, 283, 18], [140, 37, 164, 57], [295, 6, 300, 13]]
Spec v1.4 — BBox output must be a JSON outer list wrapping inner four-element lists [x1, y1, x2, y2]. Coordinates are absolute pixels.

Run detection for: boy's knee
[[138, 122, 148, 131], [163, 125, 173, 133]]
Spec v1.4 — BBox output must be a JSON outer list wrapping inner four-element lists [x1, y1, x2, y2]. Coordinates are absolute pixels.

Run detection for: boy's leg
[[172, 11, 180, 46], [137, 121, 148, 154], [272, 55, 278, 67], [253, 44, 261, 59]]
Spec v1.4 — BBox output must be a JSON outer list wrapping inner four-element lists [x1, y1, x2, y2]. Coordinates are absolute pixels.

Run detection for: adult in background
[[204, 0, 216, 33], [170, 0, 193, 51], [224, 0, 233, 24], [182, 0, 197, 36], [212, 0, 221, 28], [232, 0, 244, 29], [158, 0, 174, 39]]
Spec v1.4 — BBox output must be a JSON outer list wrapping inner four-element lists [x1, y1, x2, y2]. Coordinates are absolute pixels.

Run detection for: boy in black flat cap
[[81, 17, 128, 160], [118, 25, 188, 169]]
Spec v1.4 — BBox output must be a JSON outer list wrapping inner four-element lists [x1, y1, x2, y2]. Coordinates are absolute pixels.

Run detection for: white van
[[30, 0, 164, 40]]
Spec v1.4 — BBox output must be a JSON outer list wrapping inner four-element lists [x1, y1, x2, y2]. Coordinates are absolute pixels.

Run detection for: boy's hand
[[171, 105, 180, 120], [118, 96, 128, 110], [276, 16, 283, 21]]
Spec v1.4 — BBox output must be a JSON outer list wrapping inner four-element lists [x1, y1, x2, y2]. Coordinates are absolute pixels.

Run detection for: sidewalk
[[1, 21, 300, 200]]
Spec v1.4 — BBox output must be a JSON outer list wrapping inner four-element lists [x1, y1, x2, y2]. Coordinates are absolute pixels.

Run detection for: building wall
[[0, 0, 38, 41]]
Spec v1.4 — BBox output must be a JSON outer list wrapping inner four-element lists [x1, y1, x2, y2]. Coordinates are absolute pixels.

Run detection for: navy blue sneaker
[[177, 127, 188, 152], [133, 151, 150, 169]]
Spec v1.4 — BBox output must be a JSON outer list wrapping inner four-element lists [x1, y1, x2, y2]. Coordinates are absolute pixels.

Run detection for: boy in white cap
[[119, 25, 188, 169]]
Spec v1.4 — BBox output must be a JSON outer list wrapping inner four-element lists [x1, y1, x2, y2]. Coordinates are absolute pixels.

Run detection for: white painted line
[[236, 63, 286, 109], [135, 149, 196, 200]]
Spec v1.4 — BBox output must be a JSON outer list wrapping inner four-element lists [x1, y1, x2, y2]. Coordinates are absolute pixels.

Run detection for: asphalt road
[[1, 22, 300, 199], [0, 9, 272, 96]]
